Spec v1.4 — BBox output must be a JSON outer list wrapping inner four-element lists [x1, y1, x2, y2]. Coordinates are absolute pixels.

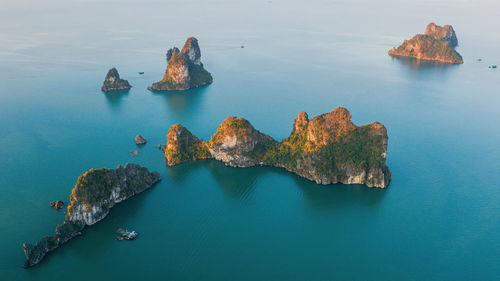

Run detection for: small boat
[[138, 72, 144, 75], [492, 65, 498, 69], [241, 45, 245, 48]]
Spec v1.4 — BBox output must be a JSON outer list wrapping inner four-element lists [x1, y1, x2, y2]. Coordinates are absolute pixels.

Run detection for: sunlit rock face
[[164, 107, 391, 188], [149, 37, 212, 91], [425, 23, 458, 47], [23, 164, 161, 268], [389, 23, 463, 64]]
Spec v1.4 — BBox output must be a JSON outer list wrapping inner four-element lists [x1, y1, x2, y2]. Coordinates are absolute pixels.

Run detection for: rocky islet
[[164, 107, 391, 188], [101, 68, 132, 92], [23, 164, 161, 267], [149, 37, 213, 91], [388, 23, 463, 64]]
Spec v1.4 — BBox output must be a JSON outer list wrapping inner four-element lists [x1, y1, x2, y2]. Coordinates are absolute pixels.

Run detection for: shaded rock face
[[166, 47, 180, 61], [23, 164, 161, 267], [101, 68, 132, 92], [388, 23, 463, 64], [164, 107, 391, 188], [181, 37, 201, 66], [149, 37, 213, 91], [425, 23, 458, 47]]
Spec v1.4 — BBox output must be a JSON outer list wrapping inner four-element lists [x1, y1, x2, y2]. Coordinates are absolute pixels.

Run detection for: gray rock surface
[[23, 164, 161, 267]]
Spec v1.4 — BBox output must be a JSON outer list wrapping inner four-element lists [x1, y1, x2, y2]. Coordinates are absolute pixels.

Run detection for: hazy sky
[[0, 0, 498, 72]]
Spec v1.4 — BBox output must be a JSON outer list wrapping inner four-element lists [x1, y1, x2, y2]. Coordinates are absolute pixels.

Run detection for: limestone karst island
[[23, 164, 161, 267], [148, 37, 213, 91], [163, 107, 391, 188], [101, 68, 132, 92], [389, 23, 463, 64]]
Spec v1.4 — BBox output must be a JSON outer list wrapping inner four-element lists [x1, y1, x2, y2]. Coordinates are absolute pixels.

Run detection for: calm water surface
[[1, 0, 499, 280]]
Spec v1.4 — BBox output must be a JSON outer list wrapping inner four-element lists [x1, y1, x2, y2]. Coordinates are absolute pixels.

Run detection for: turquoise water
[[1, 0, 500, 280]]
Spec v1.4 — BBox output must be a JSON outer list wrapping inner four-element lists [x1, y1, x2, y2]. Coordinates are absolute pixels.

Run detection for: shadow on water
[[166, 159, 211, 184], [204, 161, 266, 200], [149, 85, 209, 115], [167, 160, 267, 200], [167, 158, 388, 207], [390, 56, 460, 80], [103, 89, 130, 111], [292, 174, 388, 211], [28, 186, 153, 273]]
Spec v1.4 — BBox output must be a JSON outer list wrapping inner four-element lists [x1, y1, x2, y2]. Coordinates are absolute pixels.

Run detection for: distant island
[[148, 37, 213, 91], [101, 68, 132, 92], [163, 107, 391, 188], [23, 164, 161, 267], [389, 23, 463, 64]]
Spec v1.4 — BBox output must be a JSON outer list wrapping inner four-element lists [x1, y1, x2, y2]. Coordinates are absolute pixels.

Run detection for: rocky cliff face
[[164, 107, 391, 188], [166, 47, 180, 61], [425, 23, 458, 47], [101, 68, 132, 92], [149, 37, 212, 91], [207, 117, 277, 167], [389, 23, 463, 64], [164, 124, 211, 166], [23, 164, 161, 267]]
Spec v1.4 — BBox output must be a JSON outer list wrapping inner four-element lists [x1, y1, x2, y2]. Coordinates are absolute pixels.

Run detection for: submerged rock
[[135, 135, 147, 145], [163, 107, 391, 188], [101, 68, 132, 92], [23, 164, 161, 267], [388, 23, 463, 64], [130, 150, 139, 156], [149, 37, 213, 91]]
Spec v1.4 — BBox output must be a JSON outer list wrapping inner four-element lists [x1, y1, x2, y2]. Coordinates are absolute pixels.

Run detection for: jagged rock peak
[[292, 112, 309, 134], [149, 36, 212, 91], [101, 68, 132, 92], [425, 23, 458, 47], [165, 124, 210, 166], [166, 47, 180, 61], [181, 37, 202, 65]]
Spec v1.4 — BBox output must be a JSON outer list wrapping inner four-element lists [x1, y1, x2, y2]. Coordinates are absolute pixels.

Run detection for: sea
[[0, 0, 499, 280]]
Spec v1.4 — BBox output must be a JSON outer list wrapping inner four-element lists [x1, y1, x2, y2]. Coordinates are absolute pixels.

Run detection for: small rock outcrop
[[130, 150, 139, 156], [49, 201, 64, 209], [149, 37, 213, 91], [164, 107, 391, 188], [49, 200, 64, 210], [135, 135, 147, 145], [388, 23, 463, 64], [23, 164, 161, 267], [101, 68, 132, 92]]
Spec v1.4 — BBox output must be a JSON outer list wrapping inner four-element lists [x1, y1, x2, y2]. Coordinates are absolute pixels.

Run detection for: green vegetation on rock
[[149, 36, 212, 91], [389, 23, 463, 64], [164, 107, 391, 188]]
